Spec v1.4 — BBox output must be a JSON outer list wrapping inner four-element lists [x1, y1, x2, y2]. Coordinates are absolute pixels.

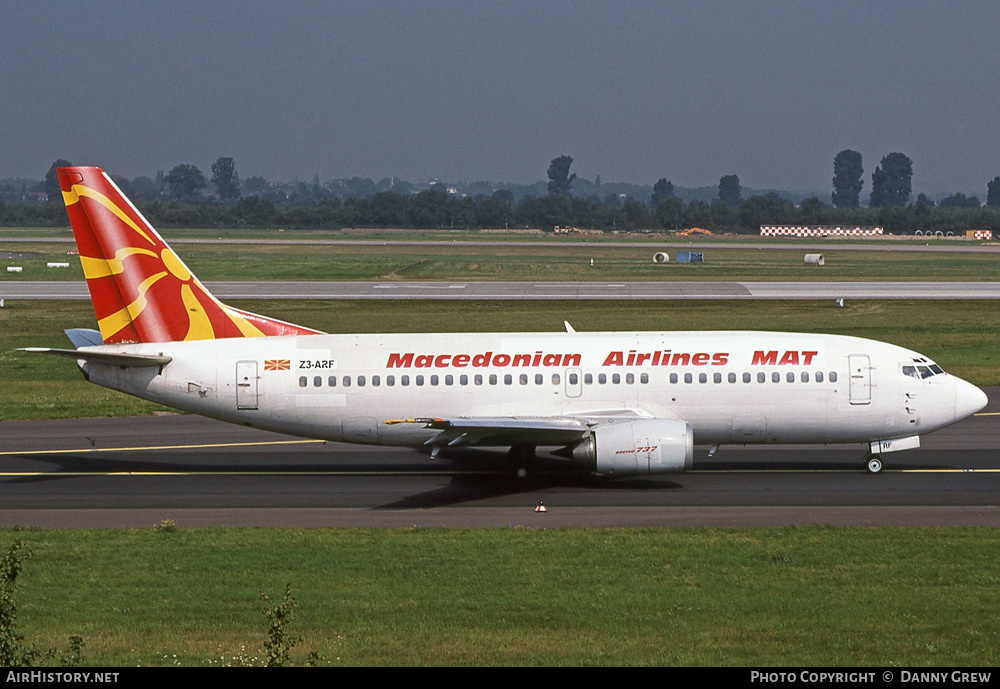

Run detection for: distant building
[[761, 225, 884, 238]]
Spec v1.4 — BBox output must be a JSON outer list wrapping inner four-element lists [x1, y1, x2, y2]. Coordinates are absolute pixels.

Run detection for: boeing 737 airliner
[[23, 167, 988, 476]]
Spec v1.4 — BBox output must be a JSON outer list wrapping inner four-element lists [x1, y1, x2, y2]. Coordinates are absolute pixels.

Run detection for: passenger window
[[829, 372, 838, 383], [475, 375, 483, 385], [357, 375, 365, 387], [504, 374, 512, 385], [728, 373, 736, 383], [535, 374, 543, 385], [489, 374, 497, 385], [401, 375, 409, 386], [298, 376, 307, 388], [328, 376, 337, 387], [670, 373, 678, 384], [684, 373, 693, 384], [343, 376, 351, 387], [757, 373, 766, 383], [569, 373, 578, 385], [445, 375, 453, 385], [519, 374, 528, 385], [743, 372, 751, 383], [626, 373, 634, 384], [714, 373, 722, 384], [640, 373, 649, 384], [800, 372, 809, 383], [599, 374, 607, 384], [786, 372, 795, 383], [430, 375, 439, 386], [387, 375, 395, 386], [584, 373, 593, 384], [771, 372, 780, 383], [552, 374, 561, 385], [612, 374, 621, 384], [313, 376, 322, 387], [698, 373, 707, 383], [816, 371, 824, 383], [372, 375, 380, 386], [460, 375, 468, 386], [416, 375, 424, 386]]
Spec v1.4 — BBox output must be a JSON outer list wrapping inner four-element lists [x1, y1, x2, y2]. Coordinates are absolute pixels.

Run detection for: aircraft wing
[[385, 409, 656, 448], [386, 416, 592, 447]]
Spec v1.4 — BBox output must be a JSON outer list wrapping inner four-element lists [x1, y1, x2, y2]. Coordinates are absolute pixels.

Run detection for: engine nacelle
[[566, 419, 693, 476]]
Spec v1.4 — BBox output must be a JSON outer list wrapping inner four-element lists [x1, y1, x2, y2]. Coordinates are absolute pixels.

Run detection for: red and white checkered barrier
[[973, 230, 993, 240], [761, 226, 884, 237]]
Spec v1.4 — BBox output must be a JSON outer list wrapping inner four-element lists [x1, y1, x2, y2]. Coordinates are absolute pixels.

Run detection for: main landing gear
[[864, 454, 883, 474]]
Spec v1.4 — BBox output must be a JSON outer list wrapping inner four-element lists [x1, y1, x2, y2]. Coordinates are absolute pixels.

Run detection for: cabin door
[[236, 360, 259, 410], [849, 354, 871, 405]]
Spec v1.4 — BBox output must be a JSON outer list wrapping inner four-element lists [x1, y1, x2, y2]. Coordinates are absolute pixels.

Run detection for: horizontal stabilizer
[[19, 347, 172, 368]]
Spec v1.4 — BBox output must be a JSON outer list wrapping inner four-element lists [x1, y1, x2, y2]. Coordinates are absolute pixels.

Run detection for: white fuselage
[[79, 330, 984, 452]]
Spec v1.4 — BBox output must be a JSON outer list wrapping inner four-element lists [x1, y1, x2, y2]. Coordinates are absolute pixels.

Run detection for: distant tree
[[797, 196, 827, 225], [211, 157, 240, 200], [869, 153, 912, 207], [987, 177, 1000, 207], [650, 178, 675, 207], [915, 193, 935, 208], [831, 149, 863, 208], [131, 176, 160, 201], [718, 174, 741, 207], [653, 196, 684, 230], [242, 176, 269, 196], [477, 191, 514, 228], [547, 156, 576, 196], [44, 159, 72, 202], [738, 192, 794, 232], [620, 198, 650, 230], [165, 164, 207, 200], [939, 193, 980, 208]]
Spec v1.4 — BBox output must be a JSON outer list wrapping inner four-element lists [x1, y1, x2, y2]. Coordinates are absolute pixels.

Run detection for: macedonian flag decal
[[264, 359, 291, 371]]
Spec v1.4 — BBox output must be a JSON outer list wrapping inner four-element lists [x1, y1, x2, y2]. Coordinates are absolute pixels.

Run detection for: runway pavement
[[6, 280, 1000, 300], [1, 387, 997, 528]]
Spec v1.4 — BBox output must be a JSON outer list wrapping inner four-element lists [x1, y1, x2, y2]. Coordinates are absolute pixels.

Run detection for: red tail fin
[[58, 166, 321, 343]]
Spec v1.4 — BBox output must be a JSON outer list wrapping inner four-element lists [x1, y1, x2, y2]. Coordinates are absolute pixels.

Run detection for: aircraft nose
[[955, 378, 988, 420]]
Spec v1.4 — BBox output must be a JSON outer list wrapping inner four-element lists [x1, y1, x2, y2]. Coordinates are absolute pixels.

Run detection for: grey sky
[[4, 1, 999, 196]]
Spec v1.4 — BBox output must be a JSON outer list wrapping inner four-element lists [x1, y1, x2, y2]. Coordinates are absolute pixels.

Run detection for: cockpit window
[[904, 361, 945, 379]]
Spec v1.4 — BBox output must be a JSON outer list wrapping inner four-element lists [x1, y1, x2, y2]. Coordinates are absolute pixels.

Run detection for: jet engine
[[564, 419, 693, 475]]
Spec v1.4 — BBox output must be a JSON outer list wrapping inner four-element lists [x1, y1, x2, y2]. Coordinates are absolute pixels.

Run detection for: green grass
[[4, 235, 1000, 281], [6, 527, 998, 666], [3, 298, 998, 421]]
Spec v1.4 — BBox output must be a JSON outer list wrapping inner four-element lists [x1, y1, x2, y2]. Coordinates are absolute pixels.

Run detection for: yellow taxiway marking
[[693, 468, 1000, 473], [0, 471, 471, 477], [0, 439, 325, 457], [974, 412, 1000, 416]]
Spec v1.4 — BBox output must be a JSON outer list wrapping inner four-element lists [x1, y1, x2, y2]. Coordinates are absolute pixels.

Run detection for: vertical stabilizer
[[58, 166, 321, 343]]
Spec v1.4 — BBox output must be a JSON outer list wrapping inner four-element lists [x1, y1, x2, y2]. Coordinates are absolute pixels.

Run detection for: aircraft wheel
[[865, 454, 883, 474]]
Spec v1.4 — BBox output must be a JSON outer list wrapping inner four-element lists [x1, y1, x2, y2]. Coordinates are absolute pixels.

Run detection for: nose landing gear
[[864, 454, 883, 474]]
